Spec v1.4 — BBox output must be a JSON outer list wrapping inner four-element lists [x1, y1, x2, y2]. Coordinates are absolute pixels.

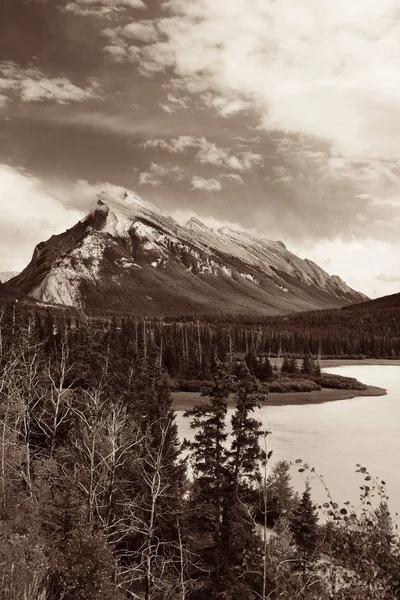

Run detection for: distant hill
[[7, 189, 366, 317], [0, 271, 19, 283], [344, 292, 400, 311]]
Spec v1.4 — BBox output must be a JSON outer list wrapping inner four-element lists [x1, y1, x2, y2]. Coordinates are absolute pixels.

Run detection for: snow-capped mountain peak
[[8, 189, 367, 315]]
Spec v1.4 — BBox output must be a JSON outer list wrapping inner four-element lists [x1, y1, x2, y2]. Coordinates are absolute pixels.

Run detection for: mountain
[[0, 271, 19, 283], [7, 190, 367, 316], [344, 291, 400, 311]]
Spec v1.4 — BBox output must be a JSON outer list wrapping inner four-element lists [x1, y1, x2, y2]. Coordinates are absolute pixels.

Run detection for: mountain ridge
[[7, 190, 367, 316], [342, 291, 400, 311]]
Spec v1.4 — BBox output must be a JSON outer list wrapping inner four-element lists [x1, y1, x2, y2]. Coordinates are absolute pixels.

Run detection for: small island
[[173, 384, 386, 410], [172, 353, 387, 410]]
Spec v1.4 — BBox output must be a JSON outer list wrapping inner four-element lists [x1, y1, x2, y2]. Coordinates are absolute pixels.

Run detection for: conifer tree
[[244, 343, 258, 376], [288, 355, 298, 373], [258, 355, 273, 380], [184, 366, 234, 594], [290, 481, 319, 556], [281, 355, 291, 374], [221, 364, 267, 596], [267, 460, 295, 526], [301, 352, 314, 376]]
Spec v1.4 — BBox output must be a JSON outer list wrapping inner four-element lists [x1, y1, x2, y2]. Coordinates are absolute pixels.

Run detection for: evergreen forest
[[0, 300, 399, 599]]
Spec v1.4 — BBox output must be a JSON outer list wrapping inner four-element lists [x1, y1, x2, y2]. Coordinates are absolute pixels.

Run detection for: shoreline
[[269, 358, 400, 369], [172, 360, 399, 411], [320, 358, 400, 368], [172, 384, 386, 411]]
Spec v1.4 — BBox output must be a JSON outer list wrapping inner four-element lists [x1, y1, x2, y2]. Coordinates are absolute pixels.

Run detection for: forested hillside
[[343, 292, 400, 312], [0, 301, 400, 599]]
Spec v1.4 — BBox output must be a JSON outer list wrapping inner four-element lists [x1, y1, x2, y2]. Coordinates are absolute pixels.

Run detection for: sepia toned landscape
[[1, 1, 400, 599]]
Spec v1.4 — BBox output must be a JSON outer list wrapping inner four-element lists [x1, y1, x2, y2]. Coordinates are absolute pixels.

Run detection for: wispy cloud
[[142, 136, 263, 171], [62, 3, 126, 17], [375, 273, 400, 283], [0, 61, 100, 104], [76, 0, 145, 7], [159, 93, 189, 113], [221, 173, 246, 186], [190, 176, 222, 192], [138, 162, 184, 187]]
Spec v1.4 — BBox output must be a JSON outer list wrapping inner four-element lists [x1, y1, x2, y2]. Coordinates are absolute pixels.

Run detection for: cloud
[[59, 179, 127, 212], [121, 21, 159, 42], [102, 20, 160, 62], [0, 165, 83, 271], [62, 3, 126, 17], [375, 273, 400, 283], [221, 173, 246, 186], [142, 135, 194, 153], [138, 172, 162, 187], [142, 136, 263, 171], [198, 92, 250, 117], [138, 162, 185, 187], [190, 176, 222, 192], [267, 165, 294, 185], [76, 0, 145, 7], [159, 93, 189, 113], [0, 61, 100, 105], [112, 0, 400, 159]]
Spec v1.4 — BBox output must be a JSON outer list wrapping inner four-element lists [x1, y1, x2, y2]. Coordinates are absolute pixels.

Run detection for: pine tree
[[301, 352, 314, 376], [267, 460, 295, 526], [184, 365, 234, 592], [258, 356, 273, 380], [229, 364, 266, 495], [244, 344, 258, 376], [281, 356, 291, 374], [220, 364, 267, 596], [288, 355, 298, 373], [290, 481, 319, 556]]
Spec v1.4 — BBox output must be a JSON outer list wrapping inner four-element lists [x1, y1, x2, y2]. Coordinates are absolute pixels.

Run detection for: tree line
[[0, 301, 399, 388], [0, 303, 400, 598]]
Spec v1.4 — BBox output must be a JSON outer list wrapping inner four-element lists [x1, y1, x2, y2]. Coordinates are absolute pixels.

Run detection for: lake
[[175, 365, 400, 518]]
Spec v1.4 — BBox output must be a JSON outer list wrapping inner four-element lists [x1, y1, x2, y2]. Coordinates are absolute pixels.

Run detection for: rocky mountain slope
[[8, 191, 367, 316]]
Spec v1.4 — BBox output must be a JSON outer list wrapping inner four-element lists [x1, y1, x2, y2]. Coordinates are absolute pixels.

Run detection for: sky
[[0, 0, 399, 298]]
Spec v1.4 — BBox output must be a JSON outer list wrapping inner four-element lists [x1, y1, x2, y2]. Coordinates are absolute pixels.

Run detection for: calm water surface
[[175, 365, 400, 517]]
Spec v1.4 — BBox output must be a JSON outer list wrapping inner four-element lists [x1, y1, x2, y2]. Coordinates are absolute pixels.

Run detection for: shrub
[[176, 379, 213, 392], [265, 378, 321, 393], [283, 372, 367, 390]]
